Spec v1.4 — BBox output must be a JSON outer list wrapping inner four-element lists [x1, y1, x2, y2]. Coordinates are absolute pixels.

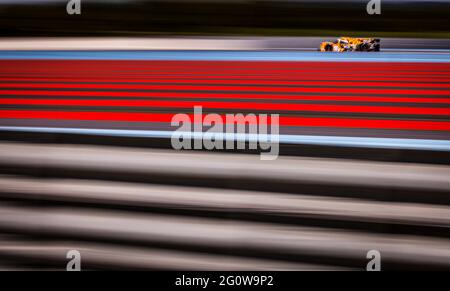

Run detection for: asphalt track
[[0, 50, 449, 152]]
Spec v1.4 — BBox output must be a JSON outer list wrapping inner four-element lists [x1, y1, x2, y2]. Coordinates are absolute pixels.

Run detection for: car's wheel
[[357, 43, 369, 51], [324, 44, 333, 52]]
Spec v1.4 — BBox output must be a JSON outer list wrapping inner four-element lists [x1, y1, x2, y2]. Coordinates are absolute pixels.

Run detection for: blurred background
[[0, 0, 449, 271], [0, 0, 450, 38]]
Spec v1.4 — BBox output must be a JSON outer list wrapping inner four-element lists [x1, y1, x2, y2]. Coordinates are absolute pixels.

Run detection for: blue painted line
[[0, 50, 450, 63], [1, 126, 450, 151]]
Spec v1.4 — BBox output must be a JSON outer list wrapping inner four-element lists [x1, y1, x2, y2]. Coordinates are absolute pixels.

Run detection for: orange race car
[[320, 37, 380, 52]]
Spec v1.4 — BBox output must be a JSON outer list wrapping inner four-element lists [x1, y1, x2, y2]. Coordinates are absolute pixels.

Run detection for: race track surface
[[0, 51, 449, 151]]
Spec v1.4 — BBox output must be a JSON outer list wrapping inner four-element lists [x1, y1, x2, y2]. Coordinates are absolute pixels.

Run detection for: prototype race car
[[320, 37, 380, 52]]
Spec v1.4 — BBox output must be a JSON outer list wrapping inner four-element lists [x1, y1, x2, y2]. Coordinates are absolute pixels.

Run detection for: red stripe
[[1, 70, 448, 77], [0, 84, 450, 97], [1, 60, 449, 71], [1, 110, 449, 131], [56, 84, 446, 96], [1, 62, 449, 79], [1, 75, 449, 84], [1, 89, 449, 104], [2, 76, 449, 83], [2, 80, 450, 89], [1, 98, 449, 115]]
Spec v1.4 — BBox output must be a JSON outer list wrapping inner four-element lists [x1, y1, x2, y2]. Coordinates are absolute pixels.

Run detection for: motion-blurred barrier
[[0, 142, 449, 270]]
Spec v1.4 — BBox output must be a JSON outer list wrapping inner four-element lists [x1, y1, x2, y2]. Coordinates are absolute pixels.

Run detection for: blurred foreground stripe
[[0, 142, 449, 270]]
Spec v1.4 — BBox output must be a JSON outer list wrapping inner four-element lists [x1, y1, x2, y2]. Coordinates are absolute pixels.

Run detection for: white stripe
[[1, 126, 450, 151]]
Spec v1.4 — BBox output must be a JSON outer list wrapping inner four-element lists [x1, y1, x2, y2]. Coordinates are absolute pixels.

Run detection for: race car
[[319, 37, 380, 52]]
